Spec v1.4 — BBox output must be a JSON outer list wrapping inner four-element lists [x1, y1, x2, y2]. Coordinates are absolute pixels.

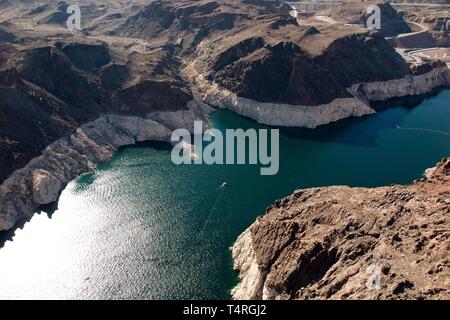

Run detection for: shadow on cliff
[[0, 221, 26, 249], [279, 89, 444, 148], [0, 202, 59, 249]]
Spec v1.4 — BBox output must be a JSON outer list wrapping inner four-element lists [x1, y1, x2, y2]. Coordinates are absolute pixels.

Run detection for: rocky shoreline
[[187, 62, 450, 128], [357, 65, 450, 102], [231, 158, 450, 300], [0, 101, 212, 231]]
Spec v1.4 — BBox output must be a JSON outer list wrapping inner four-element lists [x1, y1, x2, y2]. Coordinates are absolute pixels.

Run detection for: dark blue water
[[0, 90, 449, 299]]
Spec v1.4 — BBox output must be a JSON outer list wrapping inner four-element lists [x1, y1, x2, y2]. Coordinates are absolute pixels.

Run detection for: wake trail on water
[[396, 125, 450, 136], [165, 183, 226, 214], [128, 184, 226, 231], [195, 183, 228, 243]]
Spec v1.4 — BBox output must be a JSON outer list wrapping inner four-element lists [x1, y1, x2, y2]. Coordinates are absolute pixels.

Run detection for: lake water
[[0, 90, 449, 299]]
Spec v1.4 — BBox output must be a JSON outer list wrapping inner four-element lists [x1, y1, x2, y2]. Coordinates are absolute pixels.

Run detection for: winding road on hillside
[[386, 21, 429, 39]]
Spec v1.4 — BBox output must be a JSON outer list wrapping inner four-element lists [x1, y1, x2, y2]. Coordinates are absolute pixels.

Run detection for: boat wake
[[195, 182, 228, 242], [396, 125, 450, 136]]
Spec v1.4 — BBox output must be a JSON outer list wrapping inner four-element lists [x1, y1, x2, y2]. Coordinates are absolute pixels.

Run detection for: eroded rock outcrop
[[356, 63, 450, 101], [31, 169, 63, 205], [232, 158, 450, 300], [0, 38, 193, 183], [187, 60, 450, 128], [0, 109, 212, 231]]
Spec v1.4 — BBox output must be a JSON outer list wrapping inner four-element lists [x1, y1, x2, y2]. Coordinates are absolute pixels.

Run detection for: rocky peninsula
[[232, 157, 450, 300]]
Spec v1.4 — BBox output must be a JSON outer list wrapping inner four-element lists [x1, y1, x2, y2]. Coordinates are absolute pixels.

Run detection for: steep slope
[[0, 39, 193, 183], [328, 2, 411, 37], [106, 0, 291, 52], [188, 18, 449, 128], [232, 158, 450, 300], [198, 27, 411, 106]]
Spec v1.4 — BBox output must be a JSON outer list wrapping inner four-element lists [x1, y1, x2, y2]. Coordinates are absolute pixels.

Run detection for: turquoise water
[[0, 90, 449, 299]]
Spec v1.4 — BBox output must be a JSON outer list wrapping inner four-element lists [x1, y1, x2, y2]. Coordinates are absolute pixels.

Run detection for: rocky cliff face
[[356, 63, 450, 101], [232, 158, 450, 300], [192, 21, 412, 106], [187, 60, 450, 128], [0, 38, 194, 183], [0, 115, 165, 230], [185, 62, 375, 128], [0, 106, 211, 231], [184, 3, 449, 128]]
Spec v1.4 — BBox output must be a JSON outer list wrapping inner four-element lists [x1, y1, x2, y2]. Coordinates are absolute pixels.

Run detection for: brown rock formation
[[0, 38, 193, 183], [232, 158, 450, 300]]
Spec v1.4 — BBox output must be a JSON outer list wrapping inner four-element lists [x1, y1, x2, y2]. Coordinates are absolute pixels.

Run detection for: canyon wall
[[358, 65, 450, 101], [188, 63, 450, 128]]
